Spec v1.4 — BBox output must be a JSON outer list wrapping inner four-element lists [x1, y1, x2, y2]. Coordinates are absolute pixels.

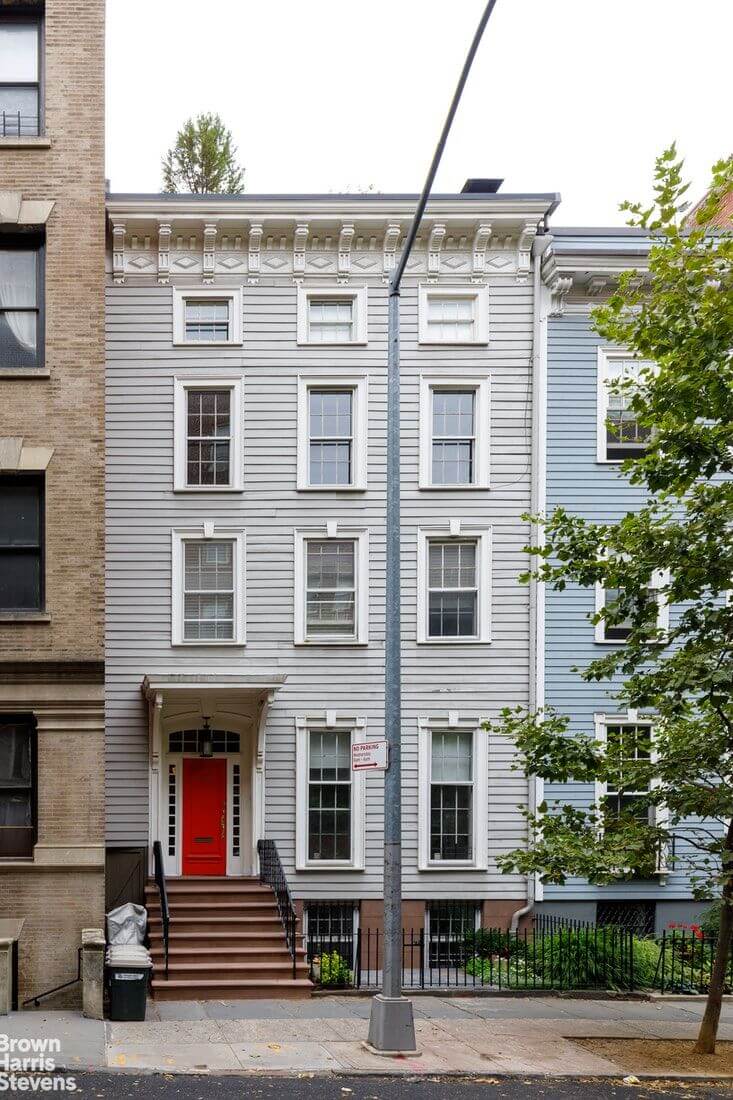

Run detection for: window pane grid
[[0, 24, 40, 136], [432, 390, 475, 485], [308, 390, 353, 485], [183, 541, 234, 640], [306, 540, 356, 636], [430, 731, 474, 861], [184, 299, 230, 342], [308, 730, 352, 860], [186, 389, 231, 486], [308, 299, 354, 342], [604, 723, 653, 824], [605, 358, 654, 458], [427, 541, 478, 638], [426, 297, 475, 342], [0, 247, 40, 369]]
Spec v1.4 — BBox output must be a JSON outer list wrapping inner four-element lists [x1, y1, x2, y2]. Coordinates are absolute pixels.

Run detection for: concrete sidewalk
[[3, 996, 733, 1077]]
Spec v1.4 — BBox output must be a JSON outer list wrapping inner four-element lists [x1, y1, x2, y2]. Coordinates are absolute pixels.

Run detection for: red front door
[[182, 758, 227, 876]]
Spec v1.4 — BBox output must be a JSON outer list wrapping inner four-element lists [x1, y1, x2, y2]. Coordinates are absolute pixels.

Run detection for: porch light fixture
[[199, 717, 214, 758]]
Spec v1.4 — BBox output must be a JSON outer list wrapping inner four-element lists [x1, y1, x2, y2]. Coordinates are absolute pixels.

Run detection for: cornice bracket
[[157, 223, 171, 285], [516, 221, 537, 283], [203, 222, 218, 284], [112, 223, 125, 285], [427, 223, 446, 274], [337, 223, 355, 279], [472, 222, 492, 274]]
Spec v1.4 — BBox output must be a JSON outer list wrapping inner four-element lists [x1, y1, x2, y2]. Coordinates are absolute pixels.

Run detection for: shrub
[[698, 902, 722, 939], [317, 950, 352, 987], [464, 928, 522, 958]]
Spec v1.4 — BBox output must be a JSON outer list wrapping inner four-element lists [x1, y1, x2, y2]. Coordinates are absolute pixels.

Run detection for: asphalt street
[[55, 1073, 733, 1099]]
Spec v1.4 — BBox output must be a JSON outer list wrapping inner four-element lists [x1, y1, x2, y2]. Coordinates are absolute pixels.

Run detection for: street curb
[[54, 1067, 733, 1081], [311, 988, 652, 1000]]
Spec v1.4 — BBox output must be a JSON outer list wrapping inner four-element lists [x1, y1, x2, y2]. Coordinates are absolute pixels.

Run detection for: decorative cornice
[[157, 223, 171, 285], [472, 222, 492, 274], [293, 223, 309, 278], [248, 222, 263, 282], [587, 275, 608, 296], [112, 222, 125, 284], [516, 221, 538, 283], [383, 222, 401, 275], [548, 274, 573, 316], [337, 222, 355, 280], [427, 223, 446, 275], [203, 222, 217, 284]]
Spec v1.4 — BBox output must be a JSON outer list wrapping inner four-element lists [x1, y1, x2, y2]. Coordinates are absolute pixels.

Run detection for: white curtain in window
[[0, 251, 36, 350]]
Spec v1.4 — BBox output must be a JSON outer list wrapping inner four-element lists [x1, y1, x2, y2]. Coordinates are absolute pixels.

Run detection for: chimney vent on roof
[[461, 178, 503, 194]]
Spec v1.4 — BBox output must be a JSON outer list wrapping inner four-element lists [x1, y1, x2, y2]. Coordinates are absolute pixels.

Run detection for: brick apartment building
[[0, 0, 105, 1003]]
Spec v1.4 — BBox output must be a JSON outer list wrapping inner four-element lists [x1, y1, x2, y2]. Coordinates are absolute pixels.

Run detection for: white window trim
[[173, 286, 243, 346], [417, 524, 491, 644], [594, 712, 668, 875], [296, 285, 368, 346], [296, 374, 368, 491], [418, 284, 489, 346], [173, 376, 244, 492], [295, 714, 367, 871], [417, 716, 489, 871], [171, 526, 246, 646], [418, 373, 490, 490], [594, 570, 669, 644], [596, 346, 655, 464], [294, 526, 369, 645]]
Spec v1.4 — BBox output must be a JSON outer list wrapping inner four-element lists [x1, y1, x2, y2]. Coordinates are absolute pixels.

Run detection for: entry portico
[[142, 671, 287, 878]]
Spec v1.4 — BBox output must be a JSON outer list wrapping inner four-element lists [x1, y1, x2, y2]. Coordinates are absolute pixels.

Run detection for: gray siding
[[106, 250, 537, 901]]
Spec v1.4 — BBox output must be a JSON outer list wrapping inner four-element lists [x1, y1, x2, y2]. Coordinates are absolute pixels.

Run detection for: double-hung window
[[297, 376, 367, 490], [418, 286, 489, 345], [295, 529, 369, 644], [418, 718, 488, 870], [297, 287, 367, 345], [0, 236, 43, 372], [0, 717, 35, 859], [0, 475, 43, 612], [0, 19, 41, 137], [172, 530, 245, 645], [173, 378, 243, 491], [430, 730, 473, 861], [595, 571, 668, 643], [173, 288, 242, 346], [598, 349, 654, 461], [418, 527, 491, 644], [595, 716, 666, 877], [295, 716, 366, 869], [419, 375, 490, 488], [307, 729, 352, 861]]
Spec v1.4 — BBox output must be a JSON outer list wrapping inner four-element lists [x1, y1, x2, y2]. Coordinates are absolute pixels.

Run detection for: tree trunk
[[694, 824, 733, 1054]]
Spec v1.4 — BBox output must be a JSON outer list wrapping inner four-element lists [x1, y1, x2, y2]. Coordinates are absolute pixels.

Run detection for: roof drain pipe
[[509, 228, 553, 936]]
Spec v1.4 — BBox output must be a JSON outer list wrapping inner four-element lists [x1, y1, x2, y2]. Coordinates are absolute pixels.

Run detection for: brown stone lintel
[[0, 661, 104, 684]]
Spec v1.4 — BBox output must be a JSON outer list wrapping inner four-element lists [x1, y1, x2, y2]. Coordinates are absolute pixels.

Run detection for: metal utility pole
[[367, 0, 500, 1055]]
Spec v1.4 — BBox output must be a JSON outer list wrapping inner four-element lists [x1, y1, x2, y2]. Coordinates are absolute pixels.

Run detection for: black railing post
[[257, 839, 299, 979], [152, 840, 170, 980]]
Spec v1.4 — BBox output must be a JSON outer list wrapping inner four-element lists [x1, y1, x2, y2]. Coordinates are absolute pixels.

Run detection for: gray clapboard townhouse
[[104, 183, 559, 997]]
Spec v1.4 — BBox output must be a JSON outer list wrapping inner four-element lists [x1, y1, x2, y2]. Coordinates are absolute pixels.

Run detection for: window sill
[[172, 340, 243, 348], [297, 861, 364, 872], [297, 485, 367, 493], [417, 637, 489, 646], [419, 483, 491, 492], [420, 860, 485, 872], [0, 612, 50, 623], [171, 639, 245, 647], [418, 340, 489, 348], [296, 639, 368, 647], [173, 486, 244, 494], [297, 340, 368, 348], [0, 136, 51, 149], [0, 368, 49, 379]]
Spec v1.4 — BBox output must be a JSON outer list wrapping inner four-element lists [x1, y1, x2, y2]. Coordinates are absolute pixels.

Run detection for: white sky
[[106, 0, 731, 225]]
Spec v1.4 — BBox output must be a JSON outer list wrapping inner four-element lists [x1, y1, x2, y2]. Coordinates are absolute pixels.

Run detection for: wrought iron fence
[[307, 920, 637, 991], [654, 928, 732, 994], [257, 838, 298, 979]]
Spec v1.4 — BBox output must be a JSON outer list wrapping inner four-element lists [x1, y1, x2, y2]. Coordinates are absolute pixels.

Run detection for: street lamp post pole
[[367, 0, 500, 1054]]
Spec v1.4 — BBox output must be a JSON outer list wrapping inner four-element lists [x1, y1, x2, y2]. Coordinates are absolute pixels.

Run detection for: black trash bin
[[106, 950, 151, 1021]]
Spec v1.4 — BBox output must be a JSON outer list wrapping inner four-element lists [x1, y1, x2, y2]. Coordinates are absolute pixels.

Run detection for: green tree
[[490, 148, 733, 1052], [162, 113, 244, 194]]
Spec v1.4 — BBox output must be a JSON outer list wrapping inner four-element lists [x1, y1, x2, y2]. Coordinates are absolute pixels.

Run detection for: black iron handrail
[[23, 947, 82, 1007], [257, 838, 297, 979], [152, 840, 170, 979]]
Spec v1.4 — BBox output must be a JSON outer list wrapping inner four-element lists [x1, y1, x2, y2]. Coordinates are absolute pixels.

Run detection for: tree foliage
[[488, 147, 733, 1050], [162, 113, 244, 194]]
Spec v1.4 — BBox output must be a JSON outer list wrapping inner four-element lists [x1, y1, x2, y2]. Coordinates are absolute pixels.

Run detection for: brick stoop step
[[145, 877, 313, 999]]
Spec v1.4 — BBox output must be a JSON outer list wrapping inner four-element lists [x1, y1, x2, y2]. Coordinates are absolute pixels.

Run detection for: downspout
[[510, 228, 552, 933]]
